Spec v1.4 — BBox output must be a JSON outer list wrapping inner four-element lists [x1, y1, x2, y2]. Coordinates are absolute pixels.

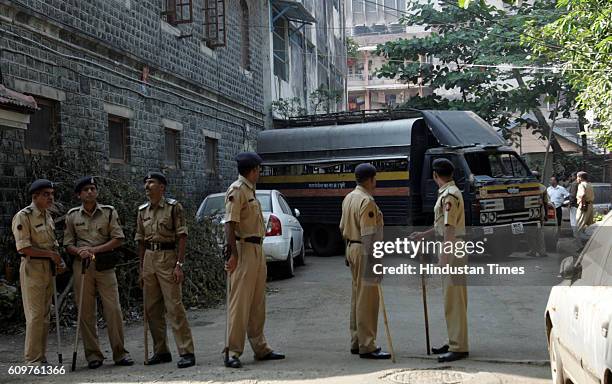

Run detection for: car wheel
[[549, 328, 565, 384], [295, 243, 306, 266], [282, 247, 294, 278]]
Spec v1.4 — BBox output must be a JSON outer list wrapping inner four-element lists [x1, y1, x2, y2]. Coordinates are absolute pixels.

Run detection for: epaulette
[[166, 198, 178, 205], [99, 204, 115, 210], [67, 207, 80, 215], [138, 202, 150, 210], [20, 206, 33, 215]]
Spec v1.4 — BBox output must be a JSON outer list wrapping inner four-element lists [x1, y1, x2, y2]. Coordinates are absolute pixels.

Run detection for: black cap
[[432, 158, 455, 177], [74, 176, 96, 194], [144, 171, 167, 185], [28, 179, 54, 195], [235, 152, 263, 169], [355, 163, 377, 183]]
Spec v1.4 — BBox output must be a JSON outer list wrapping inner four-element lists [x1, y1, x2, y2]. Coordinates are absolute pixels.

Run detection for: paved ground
[[0, 236, 579, 384]]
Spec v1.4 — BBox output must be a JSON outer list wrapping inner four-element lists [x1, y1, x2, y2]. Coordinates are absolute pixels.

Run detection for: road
[[0, 237, 577, 384]]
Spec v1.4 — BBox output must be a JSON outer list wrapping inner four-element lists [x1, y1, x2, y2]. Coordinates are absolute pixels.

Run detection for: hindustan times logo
[[372, 238, 486, 259]]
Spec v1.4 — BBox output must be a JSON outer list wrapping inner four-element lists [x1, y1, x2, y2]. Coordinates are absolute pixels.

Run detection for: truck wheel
[[310, 225, 341, 256]]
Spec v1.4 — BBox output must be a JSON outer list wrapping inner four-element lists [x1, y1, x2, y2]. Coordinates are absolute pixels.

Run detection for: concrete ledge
[[202, 128, 221, 140], [161, 21, 181, 37], [162, 118, 183, 131], [13, 80, 66, 101], [104, 103, 134, 119]]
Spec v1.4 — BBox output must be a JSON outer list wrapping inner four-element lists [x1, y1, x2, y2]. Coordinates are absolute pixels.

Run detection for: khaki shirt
[[64, 204, 125, 248], [434, 181, 465, 237], [135, 198, 188, 242], [11, 203, 58, 252], [224, 175, 265, 238], [577, 181, 594, 205], [340, 186, 384, 240]]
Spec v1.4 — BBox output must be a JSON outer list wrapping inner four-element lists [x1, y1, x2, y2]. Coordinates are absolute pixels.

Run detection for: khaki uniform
[[135, 198, 194, 356], [576, 181, 595, 233], [64, 204, 129, 363], [224, 175, 273, 358], [434, 181, 468, 353], [11, 203, 58, 363], [339, 186, 384, 354]]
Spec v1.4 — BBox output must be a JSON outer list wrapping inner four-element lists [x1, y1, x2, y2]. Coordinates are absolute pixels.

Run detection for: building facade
[[0, 0, 268, 230]]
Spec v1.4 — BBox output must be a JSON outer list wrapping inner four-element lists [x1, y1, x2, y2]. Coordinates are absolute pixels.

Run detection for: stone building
[[0, 0, 268, 230]]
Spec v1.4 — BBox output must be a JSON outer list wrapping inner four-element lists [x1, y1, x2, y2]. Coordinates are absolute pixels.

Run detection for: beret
[[355, 163, 377, 181], [74, 176, 96, 194], [432, 158, 455, 175], [144, 171, 167, 185], [29, 179, 54, 195], [235, 152, 263, 169]]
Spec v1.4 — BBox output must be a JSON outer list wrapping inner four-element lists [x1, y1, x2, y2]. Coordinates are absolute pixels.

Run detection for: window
[[24, 97, 59, 151], [240, 0, 250, 70], [278, 195, 293, 215], [164, 129, 179, 167], [108, 116, 129, 163], [162, 0, 193, 25], [273, 14, 288, 81], [352, 0, 365, 24], [204, 0, 227, 48], [205, 137, 217, 173]]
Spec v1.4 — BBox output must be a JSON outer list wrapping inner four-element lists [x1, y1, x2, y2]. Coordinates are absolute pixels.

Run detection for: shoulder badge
[[166, 198, 177, 205], [138, 202, 150, 210], [368, 211, 374, 218], [17, 224, 23, 231]]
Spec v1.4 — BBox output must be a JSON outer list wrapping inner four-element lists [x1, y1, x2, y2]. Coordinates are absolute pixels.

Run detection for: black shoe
[[437, 351, 469, 362], [177, 353, 195, 368], [431, 344, 449, 354], [350, 348, 359, 355], [224, 355, 242, 368], [115, 356, 134, 366], [145, 352, 172, 365], [359, 349, 391, 360], [88, 360, 103, 369], [256, 351, 285, 361]]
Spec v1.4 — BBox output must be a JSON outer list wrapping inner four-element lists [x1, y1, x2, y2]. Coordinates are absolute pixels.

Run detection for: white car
[[545, 211, 612, 384], [196, 189, 305, 278]]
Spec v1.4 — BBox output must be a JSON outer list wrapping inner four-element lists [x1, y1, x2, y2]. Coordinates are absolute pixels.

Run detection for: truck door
[[421, 154, 466, 213]]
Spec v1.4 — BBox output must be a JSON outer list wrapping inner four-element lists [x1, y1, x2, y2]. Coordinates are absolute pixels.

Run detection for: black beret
[[235, 152, 263, 169], [74, 176, 96, 194], [432, 158, 455, 175], [29, 179, 54, 195], [355, 163, 377, 181], [144, 171, 167, 185]]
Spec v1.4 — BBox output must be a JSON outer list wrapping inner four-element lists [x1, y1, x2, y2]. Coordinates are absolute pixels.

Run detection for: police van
[[257, 109, 550, 257]]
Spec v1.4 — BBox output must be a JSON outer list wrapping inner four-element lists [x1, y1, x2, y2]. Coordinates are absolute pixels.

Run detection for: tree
[[524, 0, 612, 150], [375, 0, 575, 154]]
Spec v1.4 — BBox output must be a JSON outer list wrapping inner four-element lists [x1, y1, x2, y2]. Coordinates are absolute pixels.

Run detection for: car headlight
[[480, 213, 489, 224], [488, 212, 497, 223]]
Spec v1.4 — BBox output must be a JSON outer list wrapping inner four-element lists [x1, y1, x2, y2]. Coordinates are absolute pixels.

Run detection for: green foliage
[[310, 86, 343, 114], [271, 97, 307, 119], [346, 37, 360, 59], [524, 0, 612, 150], [375, 0, 575, 144]]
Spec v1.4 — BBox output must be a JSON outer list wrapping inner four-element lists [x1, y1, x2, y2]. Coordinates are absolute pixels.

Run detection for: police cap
[[432, 158, 455, 177], [355, 163, 377, 183], [74, 176, 97, 194], [29, 179, 54, 195], [144, 171, 167, 185], [235, 152, 263, 170]]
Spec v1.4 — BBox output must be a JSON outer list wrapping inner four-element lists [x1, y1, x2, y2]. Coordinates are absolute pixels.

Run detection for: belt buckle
[[151, 242, 160, 251]]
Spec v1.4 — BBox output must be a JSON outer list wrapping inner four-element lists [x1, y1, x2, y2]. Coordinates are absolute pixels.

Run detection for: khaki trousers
[[443, 254, 469, 353], [143, 249, 194, 356], [347, 243, 379, 354], [228, 242, 272, 358], [20, 259, 53, 363], [576, 205, 594, 234], [73, 259, 129, 362]]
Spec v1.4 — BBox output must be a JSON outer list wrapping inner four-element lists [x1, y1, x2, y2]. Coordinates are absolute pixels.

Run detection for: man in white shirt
[[547, 176, 569, 227]]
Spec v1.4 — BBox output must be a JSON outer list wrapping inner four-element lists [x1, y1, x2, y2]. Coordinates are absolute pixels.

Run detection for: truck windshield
[[464, 152, 530, 178]]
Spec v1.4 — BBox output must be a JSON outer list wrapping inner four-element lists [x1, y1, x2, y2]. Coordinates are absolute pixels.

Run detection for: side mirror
[[560, 256, 581, 280], [294, 208, 300, 218]]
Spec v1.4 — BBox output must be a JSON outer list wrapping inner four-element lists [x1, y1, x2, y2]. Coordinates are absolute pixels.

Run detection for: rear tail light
[[547, 204, 556, 220], [266, 214, 282, 236]]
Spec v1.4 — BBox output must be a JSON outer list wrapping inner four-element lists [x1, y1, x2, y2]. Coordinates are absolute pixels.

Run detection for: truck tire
[[310, 225, 341, 257]]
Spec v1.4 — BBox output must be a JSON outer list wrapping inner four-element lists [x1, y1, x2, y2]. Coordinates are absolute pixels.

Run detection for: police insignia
[[445, 202, 452, 211], [17, 224, 23, 230], [228, 195, 234, 201], [368, 211, 374, 218]]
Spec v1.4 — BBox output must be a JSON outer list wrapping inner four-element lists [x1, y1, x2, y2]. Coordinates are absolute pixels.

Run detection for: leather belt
[[145, 242, 176, 251], [235, 236, 263, 245], [347, 240, 362, 245]]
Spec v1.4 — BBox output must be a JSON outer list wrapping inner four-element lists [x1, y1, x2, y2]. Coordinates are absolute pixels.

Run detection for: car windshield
[[201, 193, 272, 216], [464, 152, 531, 178]]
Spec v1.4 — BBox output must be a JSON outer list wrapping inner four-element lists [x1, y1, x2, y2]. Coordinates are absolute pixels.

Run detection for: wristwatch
[[176, 261, 184, 268]]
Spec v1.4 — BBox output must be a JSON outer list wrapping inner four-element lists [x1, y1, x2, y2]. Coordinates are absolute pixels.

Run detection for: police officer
[[410, 159, 468, 362], [575, 171, 595, 235], [223, 152, 285, 368], [136, 172, 195, 368], [11, 179, 65, 364], [64, 176, 133, 369], [339, 163, 391, 360]]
